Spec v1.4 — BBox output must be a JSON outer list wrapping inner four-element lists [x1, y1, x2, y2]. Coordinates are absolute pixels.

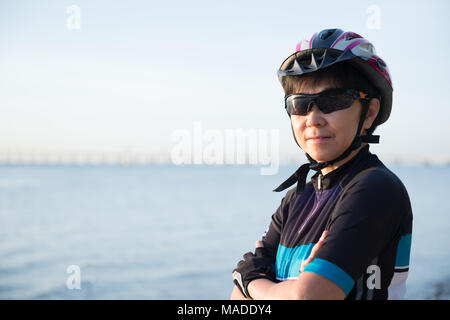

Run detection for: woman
[[231, 28, 413, 300]]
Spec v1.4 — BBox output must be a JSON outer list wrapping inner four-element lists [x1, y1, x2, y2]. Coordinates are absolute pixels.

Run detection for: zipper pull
[[318, 173, 323, 191]]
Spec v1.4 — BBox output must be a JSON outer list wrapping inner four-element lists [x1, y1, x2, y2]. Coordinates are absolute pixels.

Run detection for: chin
[[306, 148, 339, 163]]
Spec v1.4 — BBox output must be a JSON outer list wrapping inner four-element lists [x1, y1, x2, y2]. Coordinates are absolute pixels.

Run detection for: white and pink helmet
[[278, 28, 393, 126]]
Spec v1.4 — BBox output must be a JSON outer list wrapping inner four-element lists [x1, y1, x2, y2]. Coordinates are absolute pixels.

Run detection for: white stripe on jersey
[[388, 271, 409, 299]]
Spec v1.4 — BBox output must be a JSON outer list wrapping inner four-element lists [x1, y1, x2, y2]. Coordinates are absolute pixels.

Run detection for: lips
[[306, 135, 332, 140], [306, 135, 332, 143]]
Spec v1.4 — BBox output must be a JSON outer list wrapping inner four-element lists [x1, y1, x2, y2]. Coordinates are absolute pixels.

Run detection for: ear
[[363, 98, 380, 130]]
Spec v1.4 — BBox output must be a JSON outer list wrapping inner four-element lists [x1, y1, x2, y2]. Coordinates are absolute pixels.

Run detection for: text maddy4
[[177, 304, 272, 317]]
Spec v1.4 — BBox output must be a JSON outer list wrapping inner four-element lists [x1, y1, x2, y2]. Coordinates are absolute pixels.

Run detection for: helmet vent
[[319, 29, 336, 40], [344, 32, 362, 41]]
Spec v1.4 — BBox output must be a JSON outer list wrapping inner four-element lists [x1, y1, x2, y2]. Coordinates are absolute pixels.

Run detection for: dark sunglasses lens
[[286, 96, 310, 116], [285, 90, 357, 116], [316, 92, 354, 114]]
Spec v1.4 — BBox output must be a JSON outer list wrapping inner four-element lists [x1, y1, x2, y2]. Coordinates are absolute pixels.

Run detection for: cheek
[[291, 115, 306, 134], [327, 109, 360, 141], [290, 116, 308, 147]]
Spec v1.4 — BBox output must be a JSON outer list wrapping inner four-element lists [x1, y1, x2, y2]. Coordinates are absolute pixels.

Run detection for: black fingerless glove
[[232, 247, 276, 299]]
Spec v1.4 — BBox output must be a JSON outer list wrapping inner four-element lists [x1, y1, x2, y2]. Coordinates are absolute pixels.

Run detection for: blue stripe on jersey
[[275, 243, 315, 279], [395, 234, 412, 267], [303, 258, 355, 295]]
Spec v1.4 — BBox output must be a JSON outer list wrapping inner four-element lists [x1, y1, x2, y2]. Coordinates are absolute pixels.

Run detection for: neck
[[319, 143, 367, 176]]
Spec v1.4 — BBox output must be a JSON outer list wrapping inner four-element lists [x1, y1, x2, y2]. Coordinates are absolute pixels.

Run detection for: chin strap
[[274, 103, 379, 196], [273, 162, 311, 195]]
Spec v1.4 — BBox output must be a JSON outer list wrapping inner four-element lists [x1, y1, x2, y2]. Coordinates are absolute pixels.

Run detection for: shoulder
[[271, 182, 314, 226], [344, 160, 408, 197], [283, 186, 299, 205], [329, 162, 412, 236], [280, 181, 315, 207], [336, 159, 413, 222]]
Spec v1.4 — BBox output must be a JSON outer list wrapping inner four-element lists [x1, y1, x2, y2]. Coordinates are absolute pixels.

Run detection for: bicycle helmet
[[278, 28, 392, 125]]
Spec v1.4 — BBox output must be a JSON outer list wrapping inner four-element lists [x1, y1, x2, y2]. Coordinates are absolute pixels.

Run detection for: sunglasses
[[285, 88, 371, 116]]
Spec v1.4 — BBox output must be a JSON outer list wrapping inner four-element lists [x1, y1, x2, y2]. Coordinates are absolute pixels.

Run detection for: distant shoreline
[[0, 149, 449, 167], [0, 162, 449, 168]]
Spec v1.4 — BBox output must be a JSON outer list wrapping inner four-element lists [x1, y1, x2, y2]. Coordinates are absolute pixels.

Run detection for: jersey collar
[[311, 144, 371, 191]]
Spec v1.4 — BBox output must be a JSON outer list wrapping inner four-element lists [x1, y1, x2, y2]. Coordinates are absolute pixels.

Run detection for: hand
[[232, 242, 275, 299], [300, 230, 328, 273]]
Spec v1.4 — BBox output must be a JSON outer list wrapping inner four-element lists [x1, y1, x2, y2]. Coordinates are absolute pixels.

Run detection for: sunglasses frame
[[284, 88, 372, 116]]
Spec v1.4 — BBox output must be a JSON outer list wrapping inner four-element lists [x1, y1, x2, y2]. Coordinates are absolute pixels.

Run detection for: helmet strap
[[275, 102, 379, 195]]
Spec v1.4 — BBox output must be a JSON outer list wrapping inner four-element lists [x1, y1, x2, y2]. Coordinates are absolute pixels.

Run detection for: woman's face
[[290, 79, 364, 163]]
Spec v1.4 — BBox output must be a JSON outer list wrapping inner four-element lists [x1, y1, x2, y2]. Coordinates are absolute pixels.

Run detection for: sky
[[0, 0, 449, 164]]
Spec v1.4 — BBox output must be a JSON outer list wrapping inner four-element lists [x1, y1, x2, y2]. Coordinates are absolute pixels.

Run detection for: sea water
[[0, 164, 449, 299]]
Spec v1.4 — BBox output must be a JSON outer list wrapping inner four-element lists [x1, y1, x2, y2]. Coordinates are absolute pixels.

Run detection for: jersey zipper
[[318, 173, 323, 191], [298, 172, 323, 235]]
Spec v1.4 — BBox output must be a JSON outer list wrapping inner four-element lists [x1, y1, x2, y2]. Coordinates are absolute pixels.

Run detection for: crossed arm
[[230, 231, 346, 300], [231, 272, 345, 300]]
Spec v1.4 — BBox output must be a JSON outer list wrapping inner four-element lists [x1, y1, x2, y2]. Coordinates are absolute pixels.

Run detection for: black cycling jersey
[[262, 145, 413, 300]]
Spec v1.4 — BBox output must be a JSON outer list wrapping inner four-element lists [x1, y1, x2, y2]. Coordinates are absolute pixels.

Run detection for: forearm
[[231, 279, 296, 300], [230, 285, 251, 300], [247, 272, 345, 300], [248, 278, 300, 300]]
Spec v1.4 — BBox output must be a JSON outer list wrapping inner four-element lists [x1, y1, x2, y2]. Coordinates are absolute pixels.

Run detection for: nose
[[305, 104, 326, 127]]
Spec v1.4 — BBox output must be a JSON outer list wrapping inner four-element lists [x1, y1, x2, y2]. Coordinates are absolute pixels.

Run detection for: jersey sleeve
[[261, 188, 296, 262], [302, 169, 409, 296]]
